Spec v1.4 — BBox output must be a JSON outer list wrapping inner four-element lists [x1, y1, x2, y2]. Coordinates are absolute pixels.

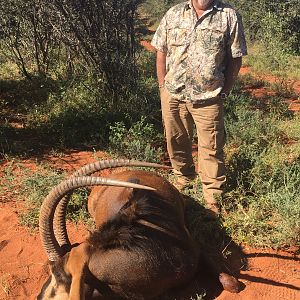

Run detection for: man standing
[[151, 0, 247, 215]]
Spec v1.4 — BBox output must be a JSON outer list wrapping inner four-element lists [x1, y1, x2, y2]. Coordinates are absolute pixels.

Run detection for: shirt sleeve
[[228, 12, 248, 58], [151, 14, 168, 53]]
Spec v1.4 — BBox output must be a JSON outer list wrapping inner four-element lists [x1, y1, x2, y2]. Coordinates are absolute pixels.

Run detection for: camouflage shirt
[[151, 0, 247, 103]]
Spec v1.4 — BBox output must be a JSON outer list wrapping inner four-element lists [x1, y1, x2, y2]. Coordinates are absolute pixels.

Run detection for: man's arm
[[221, 56, 242, 95], [156, 50, 167, 87]]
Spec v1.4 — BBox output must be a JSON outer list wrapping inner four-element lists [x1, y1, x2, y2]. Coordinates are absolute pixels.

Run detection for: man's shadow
[[162, 195, 247, 300]]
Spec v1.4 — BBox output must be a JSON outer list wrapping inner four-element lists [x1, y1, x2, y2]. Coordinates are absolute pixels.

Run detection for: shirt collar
[[186, 0, 223, 11]]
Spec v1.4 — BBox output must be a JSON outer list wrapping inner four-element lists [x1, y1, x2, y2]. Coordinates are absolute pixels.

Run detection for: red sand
[[1, 198, 299, 300], [239, 66, 300, 112]]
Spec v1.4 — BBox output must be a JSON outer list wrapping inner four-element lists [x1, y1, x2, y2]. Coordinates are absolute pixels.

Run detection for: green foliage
[[66, 188, 91, 224], [229, 0, 300, 55], [222, 81, 300, 248], [0, 0, 63, 78], [0, 160, 18, 197], [0, 48, 162, 153], [244, 43, 300, 80], [0, 0, 144, 97], [49, 0, 142, 96], [27, 60, 161, 148], [27, 77, 111, 147], [223, 170, 300, 247], [109, 117, 163, 162]]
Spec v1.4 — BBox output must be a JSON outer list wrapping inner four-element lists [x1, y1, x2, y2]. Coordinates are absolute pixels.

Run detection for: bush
[[223, 163, 300, 247], [109, 117, 163, 162], [141, 0, 180, 22], [228, 0, 300, 55]]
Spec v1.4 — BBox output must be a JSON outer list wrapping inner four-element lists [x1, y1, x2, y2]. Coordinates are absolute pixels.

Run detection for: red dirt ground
[[239, 66, 300, 112], [0, 151, 299, 300]]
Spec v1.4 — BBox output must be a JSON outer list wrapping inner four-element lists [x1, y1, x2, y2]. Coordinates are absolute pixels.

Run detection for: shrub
[[228, 0, 300, 55], [141, 0, 181, 22], [109, 117, 163, 162]]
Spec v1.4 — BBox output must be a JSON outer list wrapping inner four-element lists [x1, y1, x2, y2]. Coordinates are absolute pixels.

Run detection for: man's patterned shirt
[[151, 0, 247, 103]]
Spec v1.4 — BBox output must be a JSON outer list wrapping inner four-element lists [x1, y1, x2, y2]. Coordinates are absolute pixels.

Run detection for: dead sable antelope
[[37, 159, 239, 300]]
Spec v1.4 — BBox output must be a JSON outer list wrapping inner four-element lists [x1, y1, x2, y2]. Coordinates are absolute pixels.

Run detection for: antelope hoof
[[219, 272, 240, 293]]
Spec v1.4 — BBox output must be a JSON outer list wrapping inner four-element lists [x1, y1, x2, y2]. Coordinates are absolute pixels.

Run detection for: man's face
[[193, 0, 214, 10]]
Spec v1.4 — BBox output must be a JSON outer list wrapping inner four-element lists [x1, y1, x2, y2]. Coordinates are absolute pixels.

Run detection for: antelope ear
[[118, 179, 142, 222], [120, 177, 141, 209]]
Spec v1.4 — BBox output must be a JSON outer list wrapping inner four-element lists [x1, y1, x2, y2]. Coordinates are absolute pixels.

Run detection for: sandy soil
[[239, 66, 300, 112], [216, 248, 300, 300], [0, 151, 299, 300], [0, 201, 88, 300]]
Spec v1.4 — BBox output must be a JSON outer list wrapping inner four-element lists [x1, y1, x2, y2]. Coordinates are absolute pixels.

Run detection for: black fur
[[88, 190, 187, 252]]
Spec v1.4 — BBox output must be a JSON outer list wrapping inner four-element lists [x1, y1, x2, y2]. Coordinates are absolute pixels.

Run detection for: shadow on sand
[[161, 195, 248, 300]]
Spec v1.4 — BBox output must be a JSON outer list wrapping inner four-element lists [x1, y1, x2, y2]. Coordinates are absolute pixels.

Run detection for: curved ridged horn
[[53, 196, 71, 248], [53, 159, 171, 248], [71, 159, 171, 177], [39, 176, 155, 261]]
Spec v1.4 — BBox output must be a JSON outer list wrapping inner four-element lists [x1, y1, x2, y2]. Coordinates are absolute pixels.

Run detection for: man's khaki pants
[[160, 87, 226, 205]]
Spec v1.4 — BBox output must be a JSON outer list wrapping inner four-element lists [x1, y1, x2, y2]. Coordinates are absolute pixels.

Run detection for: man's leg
[[160, 87, 196, 182], [188, 99, 226, 212]]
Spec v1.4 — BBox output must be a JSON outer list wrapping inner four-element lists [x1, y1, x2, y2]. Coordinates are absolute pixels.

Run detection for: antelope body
[[37, 160, 239, 300]]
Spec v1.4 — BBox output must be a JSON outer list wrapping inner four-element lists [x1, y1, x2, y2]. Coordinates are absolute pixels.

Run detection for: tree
[[49, 0, 142, 98], [0, 0, 62, 78]]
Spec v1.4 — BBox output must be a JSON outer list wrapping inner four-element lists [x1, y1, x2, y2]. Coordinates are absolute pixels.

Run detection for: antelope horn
[[53, 159, 171, 248], [53, 196, 71, 248], [71, 159, 171, 177], [39, 176, 155, 261]]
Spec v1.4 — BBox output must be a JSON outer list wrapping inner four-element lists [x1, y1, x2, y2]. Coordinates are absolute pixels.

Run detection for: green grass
[[0, 48, 163, 154], [221, 77, 300, 248], [238, 73, 266, 89], [1, 70, 300, 248], [268, 81, 298, 99]]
